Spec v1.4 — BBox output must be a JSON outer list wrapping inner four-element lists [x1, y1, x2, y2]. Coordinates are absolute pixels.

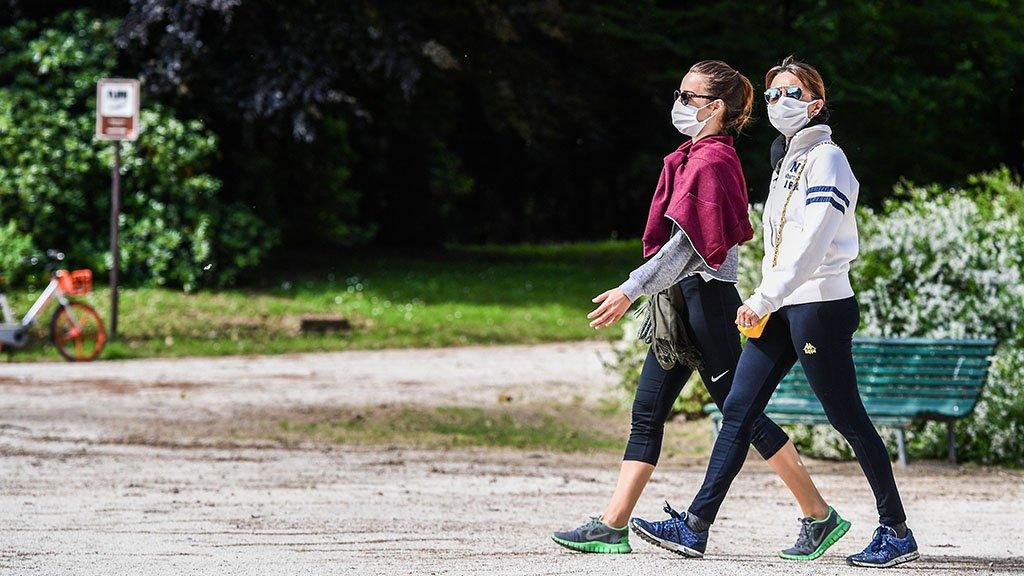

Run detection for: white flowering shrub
[[857, 183, 1024, 342], [610, 169, 1024, 465]]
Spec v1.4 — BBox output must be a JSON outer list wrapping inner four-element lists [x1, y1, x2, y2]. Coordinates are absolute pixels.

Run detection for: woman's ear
[[809, 99, 825, 118], [707, 99, 726, 121]]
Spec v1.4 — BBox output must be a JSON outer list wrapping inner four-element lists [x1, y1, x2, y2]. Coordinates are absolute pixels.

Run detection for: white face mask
[[672, 100, 718, 138], [767, 97, 819, 137]]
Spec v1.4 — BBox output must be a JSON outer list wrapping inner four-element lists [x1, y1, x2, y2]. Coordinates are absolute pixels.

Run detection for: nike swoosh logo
[[710, 370, 730, 383]]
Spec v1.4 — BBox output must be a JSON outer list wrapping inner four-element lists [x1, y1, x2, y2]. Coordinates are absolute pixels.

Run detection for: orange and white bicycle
[[0, 250, 107, 361]]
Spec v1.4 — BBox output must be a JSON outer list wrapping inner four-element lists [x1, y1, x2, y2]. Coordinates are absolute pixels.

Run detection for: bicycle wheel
[[50, 302, 107, 362]]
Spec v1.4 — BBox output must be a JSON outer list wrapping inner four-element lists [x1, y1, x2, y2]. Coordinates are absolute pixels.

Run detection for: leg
[[683, 279, 790, 461], [604, 348, 692, 526], [601, 461, 654, 527], [683, 279, 826, 519], [687, 310, 798, 523], [788, 297, 907, 527], [765, 440, 829, 519]]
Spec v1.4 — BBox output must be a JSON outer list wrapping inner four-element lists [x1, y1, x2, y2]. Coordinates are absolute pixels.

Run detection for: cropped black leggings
[[623, 276, 790, 465], [687, 297, 907, 527]]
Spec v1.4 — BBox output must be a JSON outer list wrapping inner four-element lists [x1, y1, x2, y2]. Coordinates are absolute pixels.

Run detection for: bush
[[0, 221, 36, 284], [0, 11, 274, 288]]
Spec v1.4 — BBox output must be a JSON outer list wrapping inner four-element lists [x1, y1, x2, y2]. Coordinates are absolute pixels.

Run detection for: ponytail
[[689, 60, 755, 133]]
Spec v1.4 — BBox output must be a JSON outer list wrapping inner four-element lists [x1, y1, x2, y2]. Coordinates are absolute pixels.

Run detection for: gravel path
[[1, 342, 1022, 575]]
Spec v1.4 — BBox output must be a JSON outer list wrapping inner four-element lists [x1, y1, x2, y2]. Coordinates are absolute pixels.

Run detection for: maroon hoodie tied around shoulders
[[641, 134, 754, 269]]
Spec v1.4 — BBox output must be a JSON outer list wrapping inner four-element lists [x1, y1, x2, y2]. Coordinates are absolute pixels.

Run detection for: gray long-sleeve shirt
[[619, 227, 738, 302]]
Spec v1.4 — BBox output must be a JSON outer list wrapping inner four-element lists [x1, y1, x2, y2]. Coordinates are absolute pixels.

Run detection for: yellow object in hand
[[737, 313, 771, 339]]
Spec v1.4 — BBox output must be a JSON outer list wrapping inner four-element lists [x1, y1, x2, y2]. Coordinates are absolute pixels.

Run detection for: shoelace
[[662, 501, 684, 520], [655, 501, 692, 542], [792, 517, 815, 549], [867, 526, 893, 554]]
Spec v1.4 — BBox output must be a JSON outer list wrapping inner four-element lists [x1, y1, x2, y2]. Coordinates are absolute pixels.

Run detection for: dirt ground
[[1, 342, 1022, 575]]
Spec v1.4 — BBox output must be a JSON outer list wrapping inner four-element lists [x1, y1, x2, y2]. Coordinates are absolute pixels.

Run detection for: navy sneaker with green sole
[[779, 506, 852, 561], [551, 517, 631, 553]]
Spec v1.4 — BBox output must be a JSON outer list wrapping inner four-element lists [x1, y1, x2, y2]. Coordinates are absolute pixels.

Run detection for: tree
[[0, 11, 272, 288], [4, 1, 1022, 255]]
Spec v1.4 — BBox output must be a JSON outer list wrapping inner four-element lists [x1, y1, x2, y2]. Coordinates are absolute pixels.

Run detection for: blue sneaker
[[847, 526, 920, 568], [629, 501, 707, 558]]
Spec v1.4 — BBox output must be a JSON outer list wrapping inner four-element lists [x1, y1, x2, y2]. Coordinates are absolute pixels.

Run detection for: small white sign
[[96, 78, 140, 141]]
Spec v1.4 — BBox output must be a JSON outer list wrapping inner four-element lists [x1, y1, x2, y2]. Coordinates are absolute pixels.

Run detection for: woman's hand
[[735, 304, 761, 328], [588, 288, 632, 329]]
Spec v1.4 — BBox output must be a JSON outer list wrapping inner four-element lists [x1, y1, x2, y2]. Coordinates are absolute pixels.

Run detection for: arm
[[619, 227, 704, 302], [744, 148, 856, 317]]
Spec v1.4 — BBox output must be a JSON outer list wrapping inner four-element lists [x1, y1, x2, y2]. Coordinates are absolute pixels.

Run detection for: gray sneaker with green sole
[[552, 517, 631, 554], [779, 506, 851, 561]]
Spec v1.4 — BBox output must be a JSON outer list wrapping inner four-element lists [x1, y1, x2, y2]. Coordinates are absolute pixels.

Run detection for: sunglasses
[[764, 85, 803, 104], [674, 89, 719, 106]]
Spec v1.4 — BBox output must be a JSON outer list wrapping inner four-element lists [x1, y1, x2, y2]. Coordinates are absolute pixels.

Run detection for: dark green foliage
[[0, 11, 273, 288], [122, 0, 1024, 244], [2, 1, 1023, 283]]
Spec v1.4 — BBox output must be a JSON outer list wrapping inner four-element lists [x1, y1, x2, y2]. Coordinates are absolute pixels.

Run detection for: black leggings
[[687, 297, 907, 526], [624, 276, 790, 465]]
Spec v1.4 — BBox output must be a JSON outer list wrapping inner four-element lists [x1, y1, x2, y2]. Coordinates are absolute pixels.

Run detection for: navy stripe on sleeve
[[805, 185, 850, 206], [805, 196, 846, 213]]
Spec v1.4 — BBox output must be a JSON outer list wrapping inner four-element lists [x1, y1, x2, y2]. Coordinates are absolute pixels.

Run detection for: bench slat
[[853, 365, 990, 377], [777, 390, 982, 402], [851, 342, 995, 356], [770, 389, 978, 403], [781, 378, 982, 388], [767, 398, 975, 418], [851, 337, 997, 347], [848, 357, 992, 370], [781, 376, 986, 388]]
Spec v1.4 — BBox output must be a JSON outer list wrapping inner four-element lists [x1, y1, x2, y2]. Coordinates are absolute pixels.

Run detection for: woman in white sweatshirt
[[629, 57, 919, 569]]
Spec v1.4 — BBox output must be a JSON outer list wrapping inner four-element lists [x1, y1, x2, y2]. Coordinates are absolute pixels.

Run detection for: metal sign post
[[109, 141, 121, 337], [96, 78, 140, 339]]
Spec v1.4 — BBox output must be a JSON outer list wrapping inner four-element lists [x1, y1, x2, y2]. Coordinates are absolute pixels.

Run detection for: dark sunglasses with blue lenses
[[764, 85, 803, 104]]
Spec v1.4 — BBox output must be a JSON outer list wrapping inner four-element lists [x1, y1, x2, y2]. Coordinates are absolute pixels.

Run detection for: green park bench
[[704, 337, 998, 468]]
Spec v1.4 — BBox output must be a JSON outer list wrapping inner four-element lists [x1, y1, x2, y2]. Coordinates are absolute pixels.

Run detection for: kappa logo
[[803, 342, 817, 355]]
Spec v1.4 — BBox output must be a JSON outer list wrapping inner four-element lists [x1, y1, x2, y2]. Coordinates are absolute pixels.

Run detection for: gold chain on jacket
[[770, 140, 839, 268]]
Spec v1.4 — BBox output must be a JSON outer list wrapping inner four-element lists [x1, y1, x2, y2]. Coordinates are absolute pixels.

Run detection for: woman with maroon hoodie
[[552, 61, 843, 559]]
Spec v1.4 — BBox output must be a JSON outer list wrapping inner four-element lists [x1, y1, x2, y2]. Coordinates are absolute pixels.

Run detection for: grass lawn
[[256, 402, 710, 458], [6, 240, 644, 361]]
